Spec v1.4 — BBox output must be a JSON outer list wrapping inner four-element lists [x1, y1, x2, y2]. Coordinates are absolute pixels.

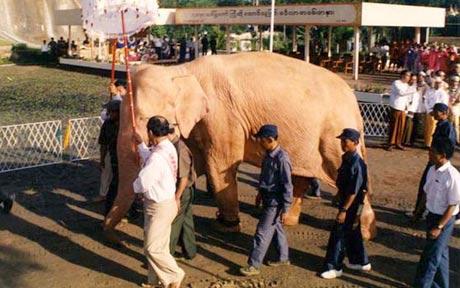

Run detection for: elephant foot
[[215, 212, 241, 233], [360, 194, 377, 241], [284, 197, 302, 226]]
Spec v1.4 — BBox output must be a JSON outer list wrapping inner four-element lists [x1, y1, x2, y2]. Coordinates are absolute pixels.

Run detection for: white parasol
[[81, 0, 159, 38]]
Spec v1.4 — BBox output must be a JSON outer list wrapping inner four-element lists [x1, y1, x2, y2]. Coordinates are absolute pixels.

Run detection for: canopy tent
[[55, 2, 446, 80]]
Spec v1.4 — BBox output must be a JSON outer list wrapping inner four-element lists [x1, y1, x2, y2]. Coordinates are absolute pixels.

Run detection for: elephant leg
[[284, 176, 309, 226], [204, 125, 245, 232], [209, 160, 242, 232]]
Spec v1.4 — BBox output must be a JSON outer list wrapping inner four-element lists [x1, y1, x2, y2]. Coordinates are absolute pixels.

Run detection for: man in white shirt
[[387, 70, 415, 151], [403, 74, 425, 146], [424, 77, 450, 147], [414, 138, 460, 288], [133, 116, 185, 288]]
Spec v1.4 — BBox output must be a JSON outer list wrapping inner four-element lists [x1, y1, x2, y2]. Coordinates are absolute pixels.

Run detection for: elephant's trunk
[[103, 97, 140, 230]]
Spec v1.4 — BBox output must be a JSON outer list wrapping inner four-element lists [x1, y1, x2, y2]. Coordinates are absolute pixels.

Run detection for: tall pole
[[353, 26, 360, 81], [121, 10, 136, 130], [269, 0, 275, 52], [304, 25, 310, 63], [415, 27, 421, 44], [67, 25, 72, 56], [425, 27, 430, 44], [327, 26, 332, 58], [111, 41, 116, 83]]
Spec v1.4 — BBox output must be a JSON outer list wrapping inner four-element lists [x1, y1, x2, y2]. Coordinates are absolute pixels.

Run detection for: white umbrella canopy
[[81, 0, 159, 38]]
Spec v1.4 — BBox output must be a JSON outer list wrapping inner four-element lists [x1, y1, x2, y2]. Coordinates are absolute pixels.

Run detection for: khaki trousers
[[424, 114, 437, 147], [451, 104, 460, 144], [144, 198, 184, 287], [99, 153, 112, 197]]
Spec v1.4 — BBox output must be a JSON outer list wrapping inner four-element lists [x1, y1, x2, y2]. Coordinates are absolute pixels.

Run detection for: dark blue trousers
[[323, 207, 369, 271], [414, 213, 455, 288], [308, 177, 321, 197], [248, 206, 289, 268]]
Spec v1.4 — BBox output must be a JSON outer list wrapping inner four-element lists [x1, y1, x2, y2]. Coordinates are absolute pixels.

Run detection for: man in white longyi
[[133, 116, 185, 288]]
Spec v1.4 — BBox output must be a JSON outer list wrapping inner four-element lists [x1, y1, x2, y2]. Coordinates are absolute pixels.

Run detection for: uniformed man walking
[[321, 128, 371, 279], [169, 130, 197, 260], [408, 103, 457, 222], [240, 124, 293, 276], [414, 137, 460, 288]]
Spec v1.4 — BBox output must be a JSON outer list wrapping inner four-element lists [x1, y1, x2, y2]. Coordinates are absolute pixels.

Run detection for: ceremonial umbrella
[[81, 0, 159, 126]]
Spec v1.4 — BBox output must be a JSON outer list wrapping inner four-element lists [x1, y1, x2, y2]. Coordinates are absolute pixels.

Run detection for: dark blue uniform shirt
[[432, 119, 456, 153], [259, 146, 293, 213], [336, 151, 368, 209]]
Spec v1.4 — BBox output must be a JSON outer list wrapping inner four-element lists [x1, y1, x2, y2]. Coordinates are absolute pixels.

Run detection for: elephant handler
[[240, 124, 293, 277], [406, 103, 457, 223], [414, 137, 460, 288], [320, 128, 371, 280], [169, 129, 198, 260], [133, 116, 185, 288]]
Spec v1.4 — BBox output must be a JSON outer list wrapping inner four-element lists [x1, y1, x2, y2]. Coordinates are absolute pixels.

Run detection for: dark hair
[[114, 79, 127, 88], [400, 70, 410, 77], [146, 116, 174, 137], [431, 137, 454, 159]]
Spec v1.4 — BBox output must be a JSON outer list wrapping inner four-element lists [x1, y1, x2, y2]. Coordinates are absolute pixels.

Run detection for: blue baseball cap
[[337, 128, 360, 142], [254, 124, 278, 138], [433, 103, 449, 113]]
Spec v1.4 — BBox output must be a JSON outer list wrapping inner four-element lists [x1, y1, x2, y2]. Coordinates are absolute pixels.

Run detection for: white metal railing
[[0, 120, 62, 173], [68, 117, 102, 162], [0, 103, 390, 173], [359, 103, 391, 138]]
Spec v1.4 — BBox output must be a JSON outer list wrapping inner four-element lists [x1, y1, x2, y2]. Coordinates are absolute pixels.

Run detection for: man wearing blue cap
[[408, 103, 457, 223], [240, 124, 293, 276], [321, 128, 371, 279]]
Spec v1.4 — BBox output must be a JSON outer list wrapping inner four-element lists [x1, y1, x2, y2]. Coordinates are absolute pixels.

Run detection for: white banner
[[176, 4, 358, 26]]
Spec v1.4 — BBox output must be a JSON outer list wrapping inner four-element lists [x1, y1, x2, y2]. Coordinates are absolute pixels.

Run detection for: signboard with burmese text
[[175, 4, 359, 26]]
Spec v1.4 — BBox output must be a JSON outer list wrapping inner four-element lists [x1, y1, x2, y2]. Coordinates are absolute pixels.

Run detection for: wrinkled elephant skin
[[103, 52, 377, 240]]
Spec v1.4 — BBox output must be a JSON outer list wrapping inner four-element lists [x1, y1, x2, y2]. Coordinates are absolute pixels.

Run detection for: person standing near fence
[[413, 137, 460, 288], [169, 130, 197, 260], [387, 70, 416, 151], [424, 77, 450, 147], [403, 73, 425, 146], [133, 116, 185, 288], [97, 100, 121, 215], [91, 80, 127, 203]]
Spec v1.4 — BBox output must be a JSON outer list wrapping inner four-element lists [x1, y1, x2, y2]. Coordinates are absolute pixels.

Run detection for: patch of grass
[[0, 66, 109, 125], [0, 38, 12, 46], [0, 57, 12, 65]]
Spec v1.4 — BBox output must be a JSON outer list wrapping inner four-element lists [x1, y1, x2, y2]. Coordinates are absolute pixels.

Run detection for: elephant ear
[[172, 75, 209, 139]]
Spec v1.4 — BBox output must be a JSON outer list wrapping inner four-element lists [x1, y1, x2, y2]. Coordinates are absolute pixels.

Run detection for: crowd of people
[[40, 37, 78, 60], [126, 33, 218, 64], [370, 40, 459, 74], [89, 70, 460, 287]]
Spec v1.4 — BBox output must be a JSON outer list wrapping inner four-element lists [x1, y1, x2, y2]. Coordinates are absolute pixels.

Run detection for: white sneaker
[[346, 262, 372, 271], [320, 269, 343, 279], [455, 218, 460, 226]]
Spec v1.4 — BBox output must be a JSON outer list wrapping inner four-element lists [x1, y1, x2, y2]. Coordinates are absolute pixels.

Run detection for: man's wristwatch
[[437, 224, 444, 230], [339, 207, 348, 213]]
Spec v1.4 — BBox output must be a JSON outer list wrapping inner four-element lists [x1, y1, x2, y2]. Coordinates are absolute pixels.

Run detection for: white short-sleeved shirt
[[424, 161, 460, 216], [133, 139, 178, 203]]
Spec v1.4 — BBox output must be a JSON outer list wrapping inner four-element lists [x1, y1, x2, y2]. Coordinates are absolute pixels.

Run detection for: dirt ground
[[1, 147, 459, 288]]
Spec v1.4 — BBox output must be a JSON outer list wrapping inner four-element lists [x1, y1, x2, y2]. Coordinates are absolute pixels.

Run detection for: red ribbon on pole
[[121, 10, 136, 131]]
